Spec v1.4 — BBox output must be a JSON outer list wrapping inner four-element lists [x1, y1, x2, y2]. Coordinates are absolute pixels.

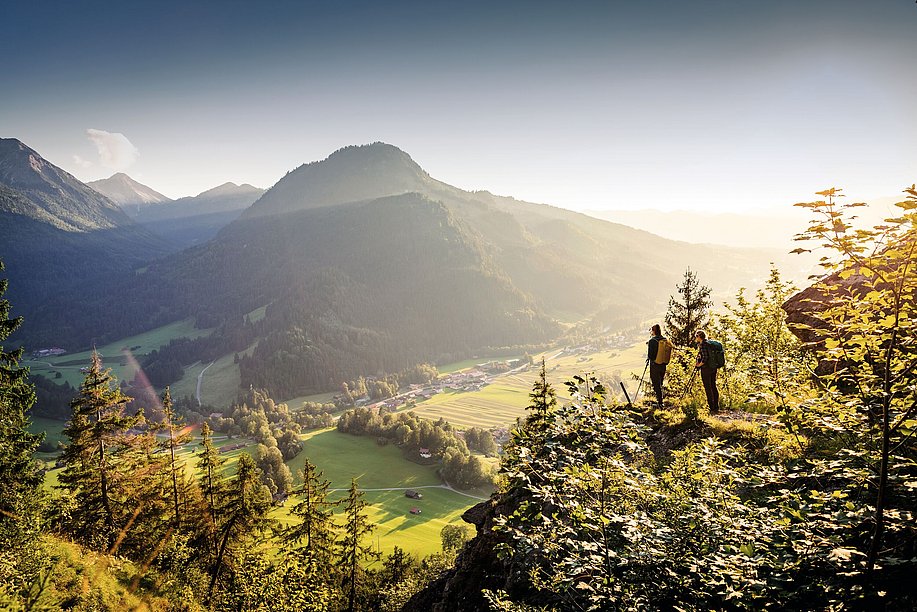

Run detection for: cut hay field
[[411, 341, 649, 429], [25, 318, 212, 389]]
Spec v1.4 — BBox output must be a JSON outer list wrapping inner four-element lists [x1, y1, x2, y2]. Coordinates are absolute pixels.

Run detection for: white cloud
[[72, 154, 93, 169], [86, 128, 139, 171]]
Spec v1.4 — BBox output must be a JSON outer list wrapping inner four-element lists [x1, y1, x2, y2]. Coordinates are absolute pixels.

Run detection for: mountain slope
[[22, 142, 785, 399], [0, 138, 133, 231], [131, 182, 265, 248], [88, 172, 171, 211], [0, 139, 170, 325]]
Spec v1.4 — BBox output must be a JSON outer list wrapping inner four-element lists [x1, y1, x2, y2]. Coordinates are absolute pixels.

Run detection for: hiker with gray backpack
[[694, 330, 724, 413], [646, 324, 672, 407]]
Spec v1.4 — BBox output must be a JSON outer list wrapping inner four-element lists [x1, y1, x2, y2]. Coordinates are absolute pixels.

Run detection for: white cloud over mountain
[[86, 128, 139, 171]]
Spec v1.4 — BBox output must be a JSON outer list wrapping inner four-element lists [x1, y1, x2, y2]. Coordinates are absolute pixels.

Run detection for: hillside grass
[[28, 537, 177, 611]]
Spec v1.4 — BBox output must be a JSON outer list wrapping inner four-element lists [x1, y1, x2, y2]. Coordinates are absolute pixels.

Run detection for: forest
[[0, 188, 915, 610]]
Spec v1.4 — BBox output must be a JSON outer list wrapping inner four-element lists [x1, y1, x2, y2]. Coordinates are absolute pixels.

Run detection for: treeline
[[337, 407, 495, 490]]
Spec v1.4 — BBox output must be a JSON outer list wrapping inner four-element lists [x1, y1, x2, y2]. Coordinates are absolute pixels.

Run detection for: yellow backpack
[[654, 338, 673, 365]]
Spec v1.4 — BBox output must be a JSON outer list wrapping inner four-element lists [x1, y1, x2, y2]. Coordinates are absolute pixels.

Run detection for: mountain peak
[[242, 142, 431, 219], [0, 137, 133, 231], [89, 173, 170, 208]]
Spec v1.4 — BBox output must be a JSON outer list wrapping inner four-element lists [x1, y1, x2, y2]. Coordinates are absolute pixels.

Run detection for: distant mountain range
[[12, 142, 787, 400], [88, 173, 265, 248], [0, 138, 170, 318]]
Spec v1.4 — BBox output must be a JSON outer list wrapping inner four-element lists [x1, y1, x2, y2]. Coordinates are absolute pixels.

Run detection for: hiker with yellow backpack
[[646, 324, 673, 407]]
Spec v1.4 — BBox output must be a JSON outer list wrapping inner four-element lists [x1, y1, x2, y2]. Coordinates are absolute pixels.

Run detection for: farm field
[[24, 318, 212, 389], [170, 342, 257, 409], [411, 341, 648, 429]]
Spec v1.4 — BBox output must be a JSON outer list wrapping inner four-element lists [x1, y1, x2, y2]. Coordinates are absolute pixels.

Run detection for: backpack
[[654, 338, 673, 365], [707, 340, 725, 369]]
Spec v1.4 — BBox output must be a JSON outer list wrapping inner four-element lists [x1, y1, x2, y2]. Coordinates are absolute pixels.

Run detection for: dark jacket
[[647, 335, 665, 362]]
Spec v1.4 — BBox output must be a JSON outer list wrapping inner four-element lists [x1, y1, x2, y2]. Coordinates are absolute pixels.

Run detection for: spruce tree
[[664, 267, 712, 347], [58, 351, 139, 550], [336, 478, 380, 612]]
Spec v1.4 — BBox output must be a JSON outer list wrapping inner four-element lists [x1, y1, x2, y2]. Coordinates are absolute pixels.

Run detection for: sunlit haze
[[2, 0, 915, 212]]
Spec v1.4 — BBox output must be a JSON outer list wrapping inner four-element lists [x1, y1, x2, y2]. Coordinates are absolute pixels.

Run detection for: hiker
[[694, 330, 720, 413], [646, 324, 670, 407]]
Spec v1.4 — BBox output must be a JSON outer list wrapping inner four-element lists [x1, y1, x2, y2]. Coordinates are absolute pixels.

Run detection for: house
[[209, 412, 223, 419], [410, 507, 422, 515], [405, 489, 423, 500], [272, 492, 288, 506], [419, 448, 432, 459]]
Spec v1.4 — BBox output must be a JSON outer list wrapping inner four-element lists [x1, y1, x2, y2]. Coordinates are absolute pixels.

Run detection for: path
[[326, 483, 489, 501], [196, 361, 215, 406]]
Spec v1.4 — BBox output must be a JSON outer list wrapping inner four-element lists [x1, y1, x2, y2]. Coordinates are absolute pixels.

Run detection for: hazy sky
[[2, 0, 915, 212]]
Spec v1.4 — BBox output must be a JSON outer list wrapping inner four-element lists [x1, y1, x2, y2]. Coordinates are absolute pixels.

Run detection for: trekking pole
[[619, 381, 633, 407], [678, 367, 699, 403], [633, 360, 649, 404]]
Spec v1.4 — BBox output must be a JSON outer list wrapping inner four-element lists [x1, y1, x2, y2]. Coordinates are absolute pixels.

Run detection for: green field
[[278, 428, 477, 559], [281, 391, 337, 410], [411, 342, 648, 428], [170, 342, 257, 409], [25, 318, 213, 388]]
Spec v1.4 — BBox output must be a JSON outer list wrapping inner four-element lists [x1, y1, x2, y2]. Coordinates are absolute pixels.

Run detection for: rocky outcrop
[[402, 488, 543, 612]]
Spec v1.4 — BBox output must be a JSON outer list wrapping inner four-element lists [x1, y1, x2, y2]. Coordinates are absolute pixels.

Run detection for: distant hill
[[0, 138, 170, 326], [88, 172, 171, 211], [24, 143, 789, 400], [131, 182, 265, 248]]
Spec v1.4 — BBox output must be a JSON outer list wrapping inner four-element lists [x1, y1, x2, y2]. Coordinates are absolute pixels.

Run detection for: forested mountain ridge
[[18, 142, 784, 399], [0, 139, 170, 322]]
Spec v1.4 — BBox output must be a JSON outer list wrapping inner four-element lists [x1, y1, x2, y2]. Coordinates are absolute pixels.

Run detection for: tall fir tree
[[664, 267, 712, 347], [0, 260, 46, 603], [58, 351, 139, 550], [336, 478, 380, 612]]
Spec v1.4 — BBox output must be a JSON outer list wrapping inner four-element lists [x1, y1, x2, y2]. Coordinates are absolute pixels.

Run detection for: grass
[[281, 391, 337, 410], [411, 341, 649, 428], [24, 318, 213, 389], [170, 342, 257, 409], [276, 428, 477, 559], [289, 429, 442, 488]]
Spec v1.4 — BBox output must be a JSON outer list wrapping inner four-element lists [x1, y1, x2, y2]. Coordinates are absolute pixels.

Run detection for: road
[[196, 361, 215, 406]]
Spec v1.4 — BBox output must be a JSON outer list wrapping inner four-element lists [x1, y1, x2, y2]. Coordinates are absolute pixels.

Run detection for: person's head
[[651, 324, 661, 337], [695, 330, 706, 344]]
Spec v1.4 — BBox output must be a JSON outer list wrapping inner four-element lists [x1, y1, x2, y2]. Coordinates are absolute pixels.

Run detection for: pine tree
[[58, 351, 139, 550], [664, 267, 712, 347], [336, 478, 380, 612], [0, 260, 46, 601]]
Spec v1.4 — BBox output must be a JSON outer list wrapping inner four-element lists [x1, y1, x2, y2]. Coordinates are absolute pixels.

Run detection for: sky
[[2, 0, 916, 213]]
